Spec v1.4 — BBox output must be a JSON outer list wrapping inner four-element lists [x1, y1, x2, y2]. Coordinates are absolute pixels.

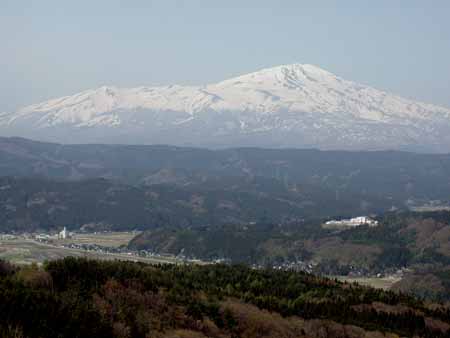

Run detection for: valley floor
[[0, 238, 181, 266], [1, 232, 404, 293]]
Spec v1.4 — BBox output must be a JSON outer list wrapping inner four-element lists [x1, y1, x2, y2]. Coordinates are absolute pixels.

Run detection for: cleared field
[[59, 231, 138, 247], [0, 239, 180, 266], [336, 275, 402, 290]]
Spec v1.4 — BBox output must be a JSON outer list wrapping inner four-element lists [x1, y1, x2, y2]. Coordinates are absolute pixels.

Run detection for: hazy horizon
[[2, 1, 450, 112]]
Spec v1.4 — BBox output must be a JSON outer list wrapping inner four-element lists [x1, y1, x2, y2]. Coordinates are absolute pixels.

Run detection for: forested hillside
[[2, 137, 450, 204], [130, 211, 450, 301], [0, 176, 391, 232], [1, 258, 450, 338]]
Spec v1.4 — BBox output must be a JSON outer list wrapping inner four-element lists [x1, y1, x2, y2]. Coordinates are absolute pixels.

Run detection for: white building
[[58, 227, 67, 239], [324, 216, 378, 228]]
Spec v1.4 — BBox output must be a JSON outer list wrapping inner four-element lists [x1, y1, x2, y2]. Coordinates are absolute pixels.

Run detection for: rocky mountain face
[[1, 64, 450, 151]]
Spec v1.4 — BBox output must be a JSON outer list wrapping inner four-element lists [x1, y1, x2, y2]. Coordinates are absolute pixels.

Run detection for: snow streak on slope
[[1, 64, 450, 152]]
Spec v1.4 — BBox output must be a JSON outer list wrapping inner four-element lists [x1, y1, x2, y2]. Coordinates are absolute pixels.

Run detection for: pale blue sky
[[1, 0, 450, 111]]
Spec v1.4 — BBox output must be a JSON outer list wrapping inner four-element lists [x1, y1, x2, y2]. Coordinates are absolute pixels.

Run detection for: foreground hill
[[1, 64, 450, 152], [1, 257, 450, 338]]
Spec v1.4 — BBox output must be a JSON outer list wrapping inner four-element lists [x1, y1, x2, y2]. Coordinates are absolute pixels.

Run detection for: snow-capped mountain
[[1, 63, 450, 152]]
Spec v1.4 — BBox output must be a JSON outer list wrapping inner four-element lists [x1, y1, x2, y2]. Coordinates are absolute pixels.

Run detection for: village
[[0, 229, 181, 266]]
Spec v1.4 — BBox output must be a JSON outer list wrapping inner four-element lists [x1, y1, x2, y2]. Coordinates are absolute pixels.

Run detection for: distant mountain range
[[1, 64, 450, 152], [1, 137, 450, 206]]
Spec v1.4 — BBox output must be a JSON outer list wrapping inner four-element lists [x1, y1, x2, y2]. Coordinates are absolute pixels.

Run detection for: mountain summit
[[1, 64, 450, 152]]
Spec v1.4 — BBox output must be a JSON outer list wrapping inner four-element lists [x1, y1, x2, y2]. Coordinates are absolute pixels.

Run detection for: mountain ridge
[[2, 63, 450, 152]]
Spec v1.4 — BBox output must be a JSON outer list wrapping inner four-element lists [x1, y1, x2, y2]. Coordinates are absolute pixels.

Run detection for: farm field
[[337, 275, 402, 290], [0, 238, 179, 266], [59, 231, 138, 248]]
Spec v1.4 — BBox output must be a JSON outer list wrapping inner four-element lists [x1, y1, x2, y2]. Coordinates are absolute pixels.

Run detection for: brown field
[[305, 237, 382, 267], [336, 276, 402, 290], [0, 238, 180, 266], [59, 231, 138, 247]]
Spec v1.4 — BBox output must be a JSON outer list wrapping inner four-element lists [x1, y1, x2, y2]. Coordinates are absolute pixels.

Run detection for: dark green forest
[[129, 211, 450, 301], [1, 258, 450, 338], [0, 176, 391, 232], [130, 211, 449, 268]]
